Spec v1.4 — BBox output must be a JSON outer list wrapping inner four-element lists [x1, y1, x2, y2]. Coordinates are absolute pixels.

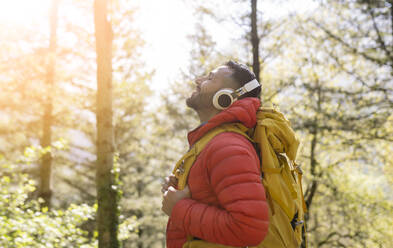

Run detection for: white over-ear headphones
[[212, 79, 260, 110]]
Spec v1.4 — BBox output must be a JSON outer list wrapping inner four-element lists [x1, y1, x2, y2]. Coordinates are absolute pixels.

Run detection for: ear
[[212, 88, 235, 110]]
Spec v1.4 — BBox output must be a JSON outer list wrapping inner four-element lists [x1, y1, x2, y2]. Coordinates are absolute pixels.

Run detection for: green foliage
[[0, 155, 96, 248]]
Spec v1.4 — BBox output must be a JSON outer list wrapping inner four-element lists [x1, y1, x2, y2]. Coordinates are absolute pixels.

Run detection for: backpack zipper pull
[[175, 161, 185, 178]]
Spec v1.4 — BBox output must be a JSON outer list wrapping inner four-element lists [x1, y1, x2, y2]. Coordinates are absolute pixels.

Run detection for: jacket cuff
[[170, 198, 195, 232]]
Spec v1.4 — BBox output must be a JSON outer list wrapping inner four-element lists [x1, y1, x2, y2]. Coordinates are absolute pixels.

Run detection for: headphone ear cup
[[218, 94, 232, 108], [213, 88, 234, 110]]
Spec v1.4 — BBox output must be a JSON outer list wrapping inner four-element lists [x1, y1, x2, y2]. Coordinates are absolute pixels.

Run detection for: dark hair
[[225, 60, 261, 99]]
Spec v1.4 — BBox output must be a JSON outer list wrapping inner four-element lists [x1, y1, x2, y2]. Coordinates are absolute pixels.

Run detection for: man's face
[[186, 65, 234, 111]]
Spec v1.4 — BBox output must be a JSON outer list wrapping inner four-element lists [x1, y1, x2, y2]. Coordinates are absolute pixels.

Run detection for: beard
[[186, 91, 213, 111]]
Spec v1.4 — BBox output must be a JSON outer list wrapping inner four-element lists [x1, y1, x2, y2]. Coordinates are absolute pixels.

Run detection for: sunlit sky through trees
[[134, 0, 318, 91], [1, 0, 317, 91]]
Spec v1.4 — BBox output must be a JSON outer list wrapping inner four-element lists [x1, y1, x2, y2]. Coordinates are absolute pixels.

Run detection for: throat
[[196, 108, 220, 123]]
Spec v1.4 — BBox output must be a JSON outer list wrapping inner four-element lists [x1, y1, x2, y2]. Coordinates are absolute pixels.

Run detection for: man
[[161, 61, 269, 248]]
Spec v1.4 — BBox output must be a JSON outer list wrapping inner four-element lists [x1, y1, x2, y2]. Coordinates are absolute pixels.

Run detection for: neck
[[196, 108, 220, 123]]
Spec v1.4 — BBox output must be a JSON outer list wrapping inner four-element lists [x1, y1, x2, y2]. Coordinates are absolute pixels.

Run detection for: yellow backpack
[[172, 107, 307, 248]]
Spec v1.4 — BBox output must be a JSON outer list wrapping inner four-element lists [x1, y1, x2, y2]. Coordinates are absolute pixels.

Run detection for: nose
[[195, 77, 203, 85], [195, 75, 207, 85]]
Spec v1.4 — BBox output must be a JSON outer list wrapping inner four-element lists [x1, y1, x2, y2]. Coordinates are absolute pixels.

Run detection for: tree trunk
[[390, 0, 393, 74], [251, 0, 260, 82], [302, 81, 322, 248], [94, 0, 119, 247], [39, 0, 59, 210]]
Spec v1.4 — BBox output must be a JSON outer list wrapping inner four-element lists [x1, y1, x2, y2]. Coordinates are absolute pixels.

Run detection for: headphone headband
[[234, 79, 260, 97], [212, 78, 260, 110]]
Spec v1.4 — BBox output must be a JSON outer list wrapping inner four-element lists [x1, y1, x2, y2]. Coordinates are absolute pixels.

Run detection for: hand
[[161, 185, 191, 216], [161, 174, 178, 193]]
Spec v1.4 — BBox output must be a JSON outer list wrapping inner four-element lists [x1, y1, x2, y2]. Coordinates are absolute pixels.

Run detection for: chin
[[186, 97, 195, 109], [186, 95, 199, 110]]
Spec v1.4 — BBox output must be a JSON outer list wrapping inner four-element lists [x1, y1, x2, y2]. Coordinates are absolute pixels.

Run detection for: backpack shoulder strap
[[172, 123, 252, 190]]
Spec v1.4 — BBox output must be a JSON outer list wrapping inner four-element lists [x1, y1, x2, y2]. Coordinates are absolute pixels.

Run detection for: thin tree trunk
[[302, 80, 322, 248], [39, 0, 59, 210], [94, 0, 119, 247], [390, 0, 393, 73], [391, 0, 392, 54], [251, 0, 260, 82]]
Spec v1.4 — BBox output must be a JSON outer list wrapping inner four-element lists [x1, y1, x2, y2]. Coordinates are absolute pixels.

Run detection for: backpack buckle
[[294, 163, 303, 175], [175, 161, 185, 177]]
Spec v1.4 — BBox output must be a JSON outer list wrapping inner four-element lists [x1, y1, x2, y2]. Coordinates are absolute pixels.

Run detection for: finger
[[169, 175, 178, 183], [168, 182, 177, 188], [169, 177, 178, 188], [161, 182, 169, 191], [161, 187, 167, 194], [168, 186, 176, 192]]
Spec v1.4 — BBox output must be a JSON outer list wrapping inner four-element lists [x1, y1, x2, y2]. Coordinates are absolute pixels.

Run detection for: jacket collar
[[187, 97, 261, 146]]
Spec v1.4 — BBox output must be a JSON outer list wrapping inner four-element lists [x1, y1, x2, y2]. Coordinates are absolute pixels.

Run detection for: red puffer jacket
[[166, 98, 269, 248]]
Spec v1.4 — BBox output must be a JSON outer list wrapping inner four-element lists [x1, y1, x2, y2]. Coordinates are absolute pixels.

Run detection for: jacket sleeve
[[170, 133, 269, 247]]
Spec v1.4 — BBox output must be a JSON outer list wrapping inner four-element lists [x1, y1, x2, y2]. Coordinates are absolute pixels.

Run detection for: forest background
[[0, 0, 392, 247]]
